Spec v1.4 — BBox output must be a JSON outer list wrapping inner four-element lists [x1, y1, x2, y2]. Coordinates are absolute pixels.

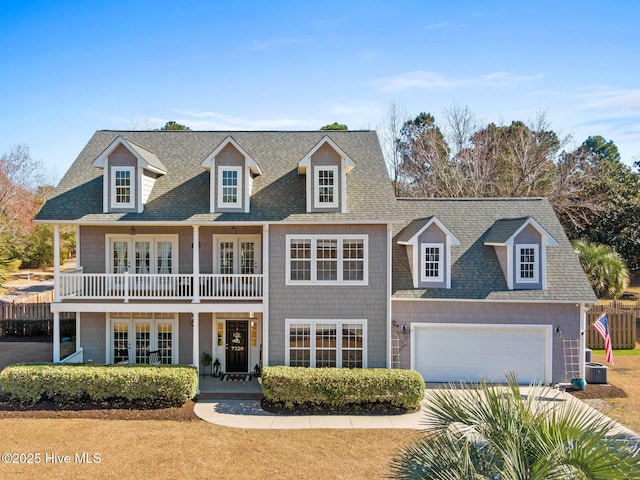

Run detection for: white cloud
[[248, 37, 305, 52], [425, 21, 452, 30], [373, 70, 543, 92], [577, 87, 640, 114], [170, 110, 320, 130], [327, 101, 382, 117]]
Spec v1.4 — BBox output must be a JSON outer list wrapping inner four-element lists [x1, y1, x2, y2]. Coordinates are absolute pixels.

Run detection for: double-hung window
[[314, 166, 338, 208], [218, 166, 242, 208], [286, 319, 366, 368], [286, 235, 368, 285], [420, 243, 444, 282], [111, 167, 135, 209], [516, 244, 539, 283]]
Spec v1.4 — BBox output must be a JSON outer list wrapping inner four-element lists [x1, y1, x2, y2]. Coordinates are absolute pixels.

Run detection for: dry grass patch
[[0, 418, 415, 479], [588, 349, 640, 433]]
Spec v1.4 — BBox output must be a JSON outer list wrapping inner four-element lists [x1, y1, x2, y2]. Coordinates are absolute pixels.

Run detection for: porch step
[[197, 392, 264, 400]]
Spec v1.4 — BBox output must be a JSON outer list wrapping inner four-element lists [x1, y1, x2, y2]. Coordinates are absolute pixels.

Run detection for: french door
[[109, 235, 177, 274], [110, 313, 177, 364], [214, 236, 261, 275]]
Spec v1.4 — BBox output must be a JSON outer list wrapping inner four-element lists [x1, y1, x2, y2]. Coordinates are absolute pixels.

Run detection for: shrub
[[0, 364, 198, 405], [261, 366, 424, 410]]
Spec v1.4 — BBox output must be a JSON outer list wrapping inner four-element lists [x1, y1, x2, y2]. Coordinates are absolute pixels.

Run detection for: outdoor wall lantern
[[130, 227, 136, 236], [213, 359, 221, 377]]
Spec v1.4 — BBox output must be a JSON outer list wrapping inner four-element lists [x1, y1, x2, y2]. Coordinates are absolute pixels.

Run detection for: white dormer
[[298, 136, 355, 213], [397, 217, 460, 289], [93, 136, 167, 213], [201, 136, 261, 214], [484, 217, 557, 290]]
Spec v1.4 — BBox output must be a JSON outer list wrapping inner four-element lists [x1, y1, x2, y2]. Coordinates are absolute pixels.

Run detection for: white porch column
[[53, 312, 60, 362], [53, 225, 60, 302], [262, 224, 269, 366], [192, 225, 200, 304], [192, 312, 200, 371], [386, 223, 393, 369]]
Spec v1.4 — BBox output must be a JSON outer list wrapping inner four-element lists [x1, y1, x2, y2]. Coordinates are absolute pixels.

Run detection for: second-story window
[[287, 235, 368, 285], [516, 244, 539, 283], [111, 167, 135, 209], [421, 243, 444, 282], [218, 166, 242, 208], [314, 166, 338, 208]]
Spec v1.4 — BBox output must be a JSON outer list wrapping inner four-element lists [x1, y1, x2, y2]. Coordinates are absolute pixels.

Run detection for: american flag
[[593, 314, 614, 365]]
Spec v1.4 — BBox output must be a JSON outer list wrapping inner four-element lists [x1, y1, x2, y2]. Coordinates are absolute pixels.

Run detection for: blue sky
[[1, 1, 639, 181]]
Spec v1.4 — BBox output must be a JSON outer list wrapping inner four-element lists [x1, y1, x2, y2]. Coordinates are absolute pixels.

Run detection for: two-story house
[[35, 129, 596, 386]]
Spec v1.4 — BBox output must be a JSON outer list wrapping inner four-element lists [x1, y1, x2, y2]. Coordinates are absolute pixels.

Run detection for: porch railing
[[58, 271, 263, 301]]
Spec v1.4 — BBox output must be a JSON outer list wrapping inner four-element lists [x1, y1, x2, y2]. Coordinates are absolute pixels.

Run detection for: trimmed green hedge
[[0, 364, 198, 405], [261, 367, 425, 410]]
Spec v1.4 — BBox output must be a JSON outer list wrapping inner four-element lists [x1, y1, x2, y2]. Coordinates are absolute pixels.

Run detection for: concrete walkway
[[194, 387, 640, 443]]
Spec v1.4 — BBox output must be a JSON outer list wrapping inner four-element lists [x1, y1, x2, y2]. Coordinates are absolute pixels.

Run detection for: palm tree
[[389, 376, 640, 479], [572, 239, 629, 299]]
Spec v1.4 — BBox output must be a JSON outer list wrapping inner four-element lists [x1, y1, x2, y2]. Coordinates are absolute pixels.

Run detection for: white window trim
[[110, 166, 135, 209], [314, 166, 339, 209], [420, 242, 444, 283], [284, 319, 367, 368], [212, 234, 262, 274], [105, 234, 179, 274], [217, 166, 243, 209], [516, 244, 539, 284], [285, 234, 368, 285]]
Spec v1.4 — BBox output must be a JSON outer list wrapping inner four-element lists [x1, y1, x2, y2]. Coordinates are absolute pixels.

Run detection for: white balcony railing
[[58, 271, 263, 301]]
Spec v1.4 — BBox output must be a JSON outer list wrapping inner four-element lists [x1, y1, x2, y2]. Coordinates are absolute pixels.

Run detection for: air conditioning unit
[[585, 362, 608, 384]]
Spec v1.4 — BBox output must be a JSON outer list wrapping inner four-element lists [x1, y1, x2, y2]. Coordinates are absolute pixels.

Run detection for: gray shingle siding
[[268, 223, 389, 368]]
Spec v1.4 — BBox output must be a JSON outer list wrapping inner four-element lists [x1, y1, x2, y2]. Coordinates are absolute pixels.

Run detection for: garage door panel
[[413, 324, 550, 384]]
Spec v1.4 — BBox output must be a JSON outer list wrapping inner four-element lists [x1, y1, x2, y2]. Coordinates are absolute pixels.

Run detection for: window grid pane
[[316, 239, 337, 281], [157, 323, 173, 364], [289, 323, 310, 367], [115, 170, 131, 204], [135, 323, 151, 364], [240, 242, 255, 275], [520, 248, 536, 279], [221, 170, 238, 204], [342, 324, 363, 368], [316, 323, 337, 368], [290, 239, 311, 281], [424, 246, 441, 278], [343, 239, 364, 281], [317, 169, 334, 204], [220, 242, 234, 275]]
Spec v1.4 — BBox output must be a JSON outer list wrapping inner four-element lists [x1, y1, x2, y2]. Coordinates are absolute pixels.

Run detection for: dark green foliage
[[389, 376, 640, 479], [261, 366, 425, 410], [0, 364, 198, 406], [320, 122, 348, 130], [161, 121, 191, 131], [573, 239, 629, 298]]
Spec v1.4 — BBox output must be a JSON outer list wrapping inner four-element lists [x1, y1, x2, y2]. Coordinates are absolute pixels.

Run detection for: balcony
[[58, 268, 264, 302]]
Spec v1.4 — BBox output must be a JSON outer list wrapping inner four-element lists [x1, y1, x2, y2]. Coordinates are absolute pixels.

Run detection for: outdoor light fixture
[[130, 227, 136, 236], [402, 324, 409, 334]]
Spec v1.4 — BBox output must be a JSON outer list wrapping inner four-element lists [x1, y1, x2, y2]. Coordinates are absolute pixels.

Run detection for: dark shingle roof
[[392, 198, 596, 302], [36, 130, 397, 223]]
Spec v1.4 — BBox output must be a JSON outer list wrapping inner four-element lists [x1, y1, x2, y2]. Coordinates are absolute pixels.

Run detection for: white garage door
[[412, 323, 552, 384]]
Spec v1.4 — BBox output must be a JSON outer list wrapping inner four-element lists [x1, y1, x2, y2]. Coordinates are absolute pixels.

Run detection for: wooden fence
[[586, 304, 638, 350], [0, 302, 74, 338]]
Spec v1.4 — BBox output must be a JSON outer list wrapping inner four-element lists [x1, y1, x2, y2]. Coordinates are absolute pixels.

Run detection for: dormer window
[[484, 217, 556, 290], [298, 136, 355, 213], [397, 217, 459, 289], [516, 244, 539, 284], [201, 136, 261, 214], [93, 136, 167, 213], [218, 166, 242, 208], [315, 166, 338, 208], [111, 167, 135, 209], [421, 243, 444, 282]]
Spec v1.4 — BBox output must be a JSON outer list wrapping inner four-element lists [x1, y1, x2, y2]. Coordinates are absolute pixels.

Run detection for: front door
[[226, 320, 248, 373]]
